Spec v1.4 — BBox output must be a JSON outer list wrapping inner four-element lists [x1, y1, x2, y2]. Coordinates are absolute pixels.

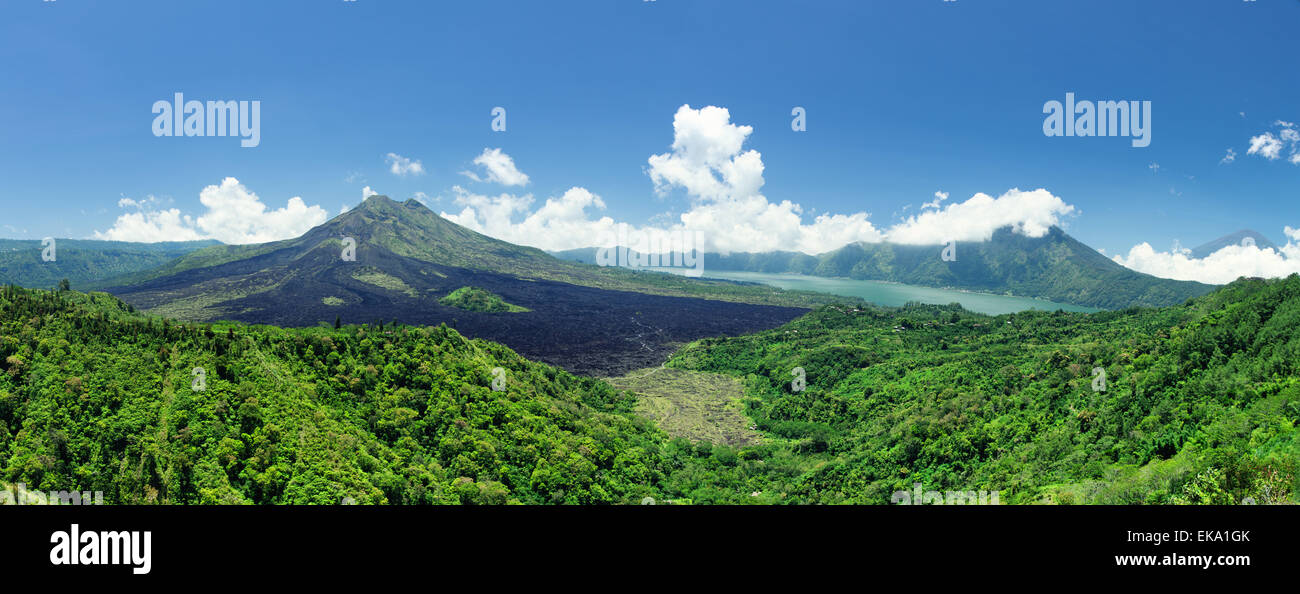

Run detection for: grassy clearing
[[351, 268, 419, 297], [605, 366, 762, 447]]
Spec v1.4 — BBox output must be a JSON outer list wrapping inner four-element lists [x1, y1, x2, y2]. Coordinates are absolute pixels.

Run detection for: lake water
[[666, 269, 1100, 315]]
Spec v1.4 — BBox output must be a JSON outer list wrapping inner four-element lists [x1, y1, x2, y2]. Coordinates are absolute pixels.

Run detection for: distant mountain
[[104, 195, 816, 375], [0, 239, 219, 290], [554, 227, 1218, 309], [1190, 229, 1279, 259]]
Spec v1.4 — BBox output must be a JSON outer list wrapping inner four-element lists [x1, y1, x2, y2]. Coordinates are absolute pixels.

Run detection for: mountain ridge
[[554, 226, 1217, 309]]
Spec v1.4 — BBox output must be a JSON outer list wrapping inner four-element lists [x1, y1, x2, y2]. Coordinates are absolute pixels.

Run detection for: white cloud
[[922, 191, 949, 210], [1111, 227, 1300, 284], [1245, 121, 1300, 164], [460, 148, 530, 186], [443, 186, 615, 251], [1248, 133, 1284, 160], [92, 207, 206, 243], [885, 188, 1076, 245], [434, 103, 1076, 254], [385, 152, 425, 177], [94, 177, 329, 244], [436, 105, 1079, 255], [647, 105, 764, 202], [1220, 148, 1236, 164], [362, 186, 378, 199]]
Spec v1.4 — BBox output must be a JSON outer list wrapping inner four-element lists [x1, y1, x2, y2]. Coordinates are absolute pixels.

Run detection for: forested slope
[[3, 276, 1296, 505], [0, 286, 692, 504], [669, 275, 1300, 503]]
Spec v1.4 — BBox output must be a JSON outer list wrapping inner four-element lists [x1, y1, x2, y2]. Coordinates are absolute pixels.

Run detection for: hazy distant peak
[[1190, 229, 1278, 259]]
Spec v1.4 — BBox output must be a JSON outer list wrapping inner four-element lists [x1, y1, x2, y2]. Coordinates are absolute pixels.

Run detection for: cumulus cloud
[[438, 105, 1077, 255], [362, 186, 378, 199], [460, 148, 530, 186], [1246, 120, 1300, 164], [1111, 227, 1300, 284], [442, 186, 616, 251], [885, 188, 1075, 245], [92, 205, 207, 243], [385, 152, 425, 176], [1249, 133, 1284, 160], [94, 177, 329, 244], [647, 105, 764, 202]]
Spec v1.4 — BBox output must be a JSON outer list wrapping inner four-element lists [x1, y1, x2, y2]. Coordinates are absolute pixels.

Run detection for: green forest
[[1, 276, 1297, 504], [669, 275, 1300, 504], [438, 286, 530, 313]]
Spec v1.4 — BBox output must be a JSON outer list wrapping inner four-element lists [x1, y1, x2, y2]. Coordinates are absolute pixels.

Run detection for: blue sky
[[2, 0, 1298, 282]]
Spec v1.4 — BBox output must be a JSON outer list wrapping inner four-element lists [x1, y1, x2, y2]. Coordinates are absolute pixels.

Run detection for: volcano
[[105, 195, 808, 376]]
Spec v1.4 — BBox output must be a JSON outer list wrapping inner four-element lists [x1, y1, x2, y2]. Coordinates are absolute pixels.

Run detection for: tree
[[334, 315, 341, 330]]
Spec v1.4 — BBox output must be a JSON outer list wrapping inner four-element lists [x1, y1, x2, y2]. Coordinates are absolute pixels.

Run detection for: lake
[[666, 269, 1100, 315]]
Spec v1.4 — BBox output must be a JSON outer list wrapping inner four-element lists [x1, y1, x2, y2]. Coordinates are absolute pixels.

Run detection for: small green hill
[[439, 286, 529, 313]]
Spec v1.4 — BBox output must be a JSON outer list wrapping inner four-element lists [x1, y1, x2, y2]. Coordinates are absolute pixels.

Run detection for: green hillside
[[704, 227, 1216, 309], [0, 285, 684, 504], [3, 276, 1295, 505], [0, 239, 218, 290], [557, 226, 1217, 309], [667, 275, 1300, 503]]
